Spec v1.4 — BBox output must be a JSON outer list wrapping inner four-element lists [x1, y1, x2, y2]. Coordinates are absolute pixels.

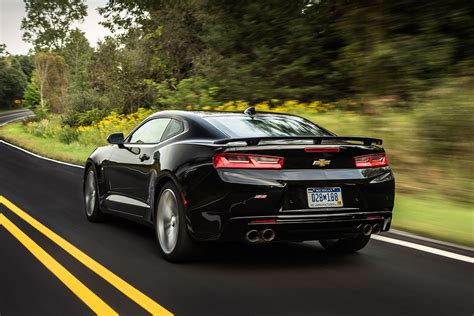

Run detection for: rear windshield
[[204, 115, 330, 138]]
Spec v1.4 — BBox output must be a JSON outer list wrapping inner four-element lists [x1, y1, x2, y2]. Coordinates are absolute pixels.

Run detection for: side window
[[161, 119, 184, 141], [128, 118, 171, 144]]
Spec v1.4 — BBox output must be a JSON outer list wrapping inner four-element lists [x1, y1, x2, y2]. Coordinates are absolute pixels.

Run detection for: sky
[[0, 0, 112, 55]]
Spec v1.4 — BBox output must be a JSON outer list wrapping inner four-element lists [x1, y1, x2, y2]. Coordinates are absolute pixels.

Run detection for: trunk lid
[[222, 143, 385, 170]]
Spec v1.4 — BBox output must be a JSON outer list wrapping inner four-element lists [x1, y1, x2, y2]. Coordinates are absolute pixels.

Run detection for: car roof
[[146, 110, 332, 140], [148, 110, 307, 121]]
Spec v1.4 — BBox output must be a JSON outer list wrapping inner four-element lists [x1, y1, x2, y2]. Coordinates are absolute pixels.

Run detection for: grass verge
[[392, 195, 472, 247], [0, 120, 472, 247], [0, 122, 93, 165]]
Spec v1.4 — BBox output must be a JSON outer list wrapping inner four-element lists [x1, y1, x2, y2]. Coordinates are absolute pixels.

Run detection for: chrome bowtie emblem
[[313, 159, 331, 167]]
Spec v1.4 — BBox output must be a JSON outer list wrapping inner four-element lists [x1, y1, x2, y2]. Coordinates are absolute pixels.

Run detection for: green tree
[[62, 29, 93, 78], [87, 37, 122, 109], [97, 0, 474, 104], [99, 0, 160, 33], [21, 0, 87, 51], [197, 1, 347, 102], [16, 55, 34, 79], [0, 44, 8, 56], [23, 71, 41, 109], [62, 29, 95, 113], [99, 0, 346, 102], [334, 1, 474, 101], [100, 1, 204, 80], [87, 35, 159, 113], [147, 2, 204, 83], [0, 56, 29, 109]]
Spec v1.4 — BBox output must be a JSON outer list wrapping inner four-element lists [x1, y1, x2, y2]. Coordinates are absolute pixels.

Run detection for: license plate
[[307, 187, 343, 208]]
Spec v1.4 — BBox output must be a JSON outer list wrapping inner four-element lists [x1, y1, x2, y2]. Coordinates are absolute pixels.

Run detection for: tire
[[319, 234, 371, 253], [83, 166, 105, 222], [155, 182, 195, 262]]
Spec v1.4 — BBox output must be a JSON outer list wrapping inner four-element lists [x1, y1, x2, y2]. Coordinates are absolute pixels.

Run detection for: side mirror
[[107, 132, 125, 146]]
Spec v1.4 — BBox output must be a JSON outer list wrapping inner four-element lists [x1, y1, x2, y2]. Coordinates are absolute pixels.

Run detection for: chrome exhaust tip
[[372, 224, 381, 235], [261, 229, 276, 242], [362, 224, 373, 236], [246, 230, 260, 243]]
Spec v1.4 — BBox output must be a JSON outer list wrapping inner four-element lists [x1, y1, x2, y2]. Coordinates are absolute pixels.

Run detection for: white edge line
[[372, 235, 474, 264], [0, 139, 84, 169], [2, 113, 473, 262], [388, 229, 474, 252], [0, 113, 84, 169], [0, 110, 33, 121], [0, 114, 34, 127]]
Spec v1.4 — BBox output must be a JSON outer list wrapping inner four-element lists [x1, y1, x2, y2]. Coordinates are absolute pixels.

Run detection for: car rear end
[[188, 113, 394, 243], [214, 141, 393, 242]]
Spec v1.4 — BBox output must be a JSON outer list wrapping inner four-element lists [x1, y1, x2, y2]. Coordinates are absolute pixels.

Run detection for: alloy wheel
[[157, 189, 180, 254], [84, 170, 96, 216]]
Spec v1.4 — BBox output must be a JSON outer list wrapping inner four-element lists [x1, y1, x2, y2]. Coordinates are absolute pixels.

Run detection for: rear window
[[204, 115, 330, 138]]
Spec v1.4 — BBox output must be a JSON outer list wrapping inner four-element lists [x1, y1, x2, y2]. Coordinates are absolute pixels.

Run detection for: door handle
[[139, 153, 150, 162]]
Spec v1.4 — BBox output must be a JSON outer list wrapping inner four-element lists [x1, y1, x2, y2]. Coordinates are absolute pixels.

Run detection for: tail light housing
[[213, 153, 284, 169], [354, 153, 388, 168]]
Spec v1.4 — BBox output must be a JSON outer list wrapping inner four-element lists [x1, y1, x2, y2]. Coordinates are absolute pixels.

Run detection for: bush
[[58, 126, 79, 144], [26, 118, 60, 138], [62, 111, 82, 127], [417, 78, 474, 156], [77, 108, 155, 147], [25, 115, 80, 145], [31, 107, 50, 121], [63, 108, 109, 127]]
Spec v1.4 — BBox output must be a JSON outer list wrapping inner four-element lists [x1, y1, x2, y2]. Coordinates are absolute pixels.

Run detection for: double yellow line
[[0, 196, 172, 316]]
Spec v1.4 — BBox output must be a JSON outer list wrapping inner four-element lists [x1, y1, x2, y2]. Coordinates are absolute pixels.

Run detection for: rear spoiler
[[215, 136, 383, 146]]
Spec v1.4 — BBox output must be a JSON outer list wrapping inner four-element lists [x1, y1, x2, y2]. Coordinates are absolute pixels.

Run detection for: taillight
[[354, 153, 388, 168], [213, 153, 284, 169]]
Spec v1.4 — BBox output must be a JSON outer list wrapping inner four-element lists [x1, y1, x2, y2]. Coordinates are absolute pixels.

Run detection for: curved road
[[0, 109, 34, 126], [0, 111, 472, 316]]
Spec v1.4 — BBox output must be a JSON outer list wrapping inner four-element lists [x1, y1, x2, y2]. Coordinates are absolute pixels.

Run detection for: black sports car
[[83, 108, 394, 261]]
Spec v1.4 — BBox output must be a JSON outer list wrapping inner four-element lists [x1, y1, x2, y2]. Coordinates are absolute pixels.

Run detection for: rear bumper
[[218, 210, 392, 242], [184, 166, 394, 241]]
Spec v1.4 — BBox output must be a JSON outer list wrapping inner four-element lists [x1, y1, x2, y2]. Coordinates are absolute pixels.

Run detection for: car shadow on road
[[101, 216, 367, 269], [195, 242, 365, 268]]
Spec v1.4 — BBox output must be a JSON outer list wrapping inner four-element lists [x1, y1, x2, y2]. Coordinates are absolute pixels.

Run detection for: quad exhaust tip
[[245, 229, 276, 243], [246, 230, 260, 243], [261, 229, 276, 242], [362, 224, 373, 236], [372, 223, 381, 235]]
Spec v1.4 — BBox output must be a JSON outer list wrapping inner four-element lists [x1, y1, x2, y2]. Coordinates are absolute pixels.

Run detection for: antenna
[[244, 106, 256, 116]]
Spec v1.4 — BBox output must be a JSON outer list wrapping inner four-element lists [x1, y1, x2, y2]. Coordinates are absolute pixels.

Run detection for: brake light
[[354, 153, 388, 168], [213, 153, 284, 169]]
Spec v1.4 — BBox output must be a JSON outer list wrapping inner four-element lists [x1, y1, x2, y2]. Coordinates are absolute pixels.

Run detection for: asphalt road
[[0, 111, 472, 316], [0, 109, 34, 126]]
